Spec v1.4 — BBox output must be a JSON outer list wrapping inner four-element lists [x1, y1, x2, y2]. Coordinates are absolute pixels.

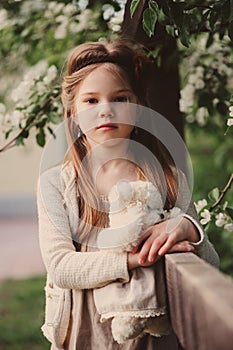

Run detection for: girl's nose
[[99, 103, 114, 118]]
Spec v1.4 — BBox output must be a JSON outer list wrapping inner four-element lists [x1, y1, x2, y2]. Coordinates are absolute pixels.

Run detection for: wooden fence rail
[[165, 253, 233, 350]]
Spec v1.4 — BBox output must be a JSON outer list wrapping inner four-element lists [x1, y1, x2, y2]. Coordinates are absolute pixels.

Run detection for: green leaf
[[21, 129, 29, 139], [48, 112, 61, 124], [161, 2, 170, 18], [228, 21, 233, 42], [197, 9, 211, 31], [169, 3, 190, 47], [148, 46, 161, 59], [209, 11, 218, 31], [230, 0, 233, 22], [208, 187, 220, 202], [226, 207, 233, 220], [149, 0, 159, 14], [36, 128, 46, 147], [5, 129, 13, 139], [170, 2, 184, 28], [216, 102, 228, 115], [130, 0, 140, 18], [15, 136, 24, 146], [36, 118, 47, 129], [206, 32, 214, 47], [165, 25, 175, 37], [143, 7, 158, 37], [47, 126, 56, 139], [198, 91, 213, 112], [179, 27, 190, 47]]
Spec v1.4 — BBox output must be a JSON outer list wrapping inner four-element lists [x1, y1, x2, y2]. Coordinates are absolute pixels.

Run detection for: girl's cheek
[[76, 105, 100, 133], [112, 103, 137, 126]]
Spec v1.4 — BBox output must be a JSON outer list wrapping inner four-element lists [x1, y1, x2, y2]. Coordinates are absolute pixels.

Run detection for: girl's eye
[[87, 98, 98, 104], [114, 96, 128, 102]]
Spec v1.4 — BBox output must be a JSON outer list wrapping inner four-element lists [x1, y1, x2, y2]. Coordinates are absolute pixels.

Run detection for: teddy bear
[[94, 180, 183, 344]]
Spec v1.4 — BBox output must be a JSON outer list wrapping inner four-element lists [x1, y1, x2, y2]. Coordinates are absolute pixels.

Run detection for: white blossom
[[70, 9, 96, 33], [188, 74, 198, 84], [56, 15, 69, 24], [215, 212, 229, 227], [195, 79, 205, 90], [196, 107, 208, 126], [43, 65, 58, 85], [78, 0, 89, 11], [224, 223, 233, 232], [0, 104, 6, 130], [185, 114, 195, 123], [200, 209, 211, 225], [63, 4, 76, 15], [24, 60, 48, 82], [54, 24, 67, 39], [229, 106, 233, 117], [0, 113, 5, 127], [11, 81, 31, 104], [11, 110, 26, 127], [49, 2, 64, 15], [108, 12, 124, 32], [195, 199, 208, 213], [227, 118, 233, 126], [20, 0, 45, 17], [10, 60, 53, 105], [36, 82, 46, 96], [179, 84, 195, 112], [103, 4, 115, 20], [0, 9, 10, 31], [0, 103, 6, 114], [218, 63, 230, 75], [195, 66, 204, 78]]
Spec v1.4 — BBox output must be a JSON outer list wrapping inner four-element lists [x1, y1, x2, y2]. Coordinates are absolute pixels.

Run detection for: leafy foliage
[[0, 0, 116, 151], [0, 0, 232, 273], [130, 0, 233, 48]]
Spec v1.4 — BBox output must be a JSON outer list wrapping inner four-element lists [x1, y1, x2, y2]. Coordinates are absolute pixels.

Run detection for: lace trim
[[99, 194, 109, 201], [100, 307, 167, 323]]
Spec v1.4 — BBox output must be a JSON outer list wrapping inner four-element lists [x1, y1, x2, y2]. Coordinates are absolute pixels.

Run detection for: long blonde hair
[[61, 40, 178, 239]]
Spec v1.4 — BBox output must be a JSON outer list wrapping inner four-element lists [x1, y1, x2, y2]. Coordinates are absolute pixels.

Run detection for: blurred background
[[0, 0, 233, 349]]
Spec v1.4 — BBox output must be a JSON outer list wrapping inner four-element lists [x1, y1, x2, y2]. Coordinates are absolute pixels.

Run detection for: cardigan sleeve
[[176, 170, 220, 268], [37, 166, 130, 290]]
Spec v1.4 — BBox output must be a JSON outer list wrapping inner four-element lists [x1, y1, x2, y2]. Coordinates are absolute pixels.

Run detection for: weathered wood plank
[[165, 253, 233, 350]]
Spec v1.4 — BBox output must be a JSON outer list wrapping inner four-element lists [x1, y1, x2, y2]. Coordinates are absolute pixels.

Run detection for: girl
[[37, 40, 219, 350]]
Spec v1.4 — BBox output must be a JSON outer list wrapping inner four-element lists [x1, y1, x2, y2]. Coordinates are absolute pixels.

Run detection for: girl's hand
[[131, 216, 199, 265], [127, 240, 195, 270]]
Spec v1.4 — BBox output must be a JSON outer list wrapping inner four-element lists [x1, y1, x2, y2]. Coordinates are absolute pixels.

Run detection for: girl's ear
[[70, 107, 75, 118]]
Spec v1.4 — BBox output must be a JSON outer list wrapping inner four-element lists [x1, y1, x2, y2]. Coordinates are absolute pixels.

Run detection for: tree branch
[[0, 125, 29, 153], [210, 173, 233, 211]]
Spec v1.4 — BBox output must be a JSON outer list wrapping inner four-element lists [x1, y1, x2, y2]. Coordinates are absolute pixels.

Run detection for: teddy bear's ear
[[146, 182, 164, 209], [116, 181, 133, 202]]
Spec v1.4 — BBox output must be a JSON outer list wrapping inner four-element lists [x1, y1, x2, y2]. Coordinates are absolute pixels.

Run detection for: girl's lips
[[97, 123, 117, 130]]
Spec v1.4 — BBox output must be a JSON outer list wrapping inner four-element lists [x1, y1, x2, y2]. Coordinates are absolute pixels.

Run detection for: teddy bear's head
[[109, 180, 164, 210]]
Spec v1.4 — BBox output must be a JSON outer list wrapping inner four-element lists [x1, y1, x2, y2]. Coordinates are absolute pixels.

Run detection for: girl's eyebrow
[[80, 89, 132, 97]]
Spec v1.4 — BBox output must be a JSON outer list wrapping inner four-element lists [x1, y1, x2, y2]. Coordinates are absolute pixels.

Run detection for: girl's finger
[[168, 241, 195, 253], [131, 227, 153, 253], [148, 234, 167, 262], [139, 232, 167, 263], [138, 236, 154, 264], [157, 232, 178, 256]]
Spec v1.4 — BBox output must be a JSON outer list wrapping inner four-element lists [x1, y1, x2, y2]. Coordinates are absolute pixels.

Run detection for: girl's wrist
[[127, 252, 140, 270], [184, 217, 200, 243]]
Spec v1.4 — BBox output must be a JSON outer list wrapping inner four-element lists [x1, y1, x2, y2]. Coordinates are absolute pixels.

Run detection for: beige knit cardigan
[[37, 162, 220, 348]]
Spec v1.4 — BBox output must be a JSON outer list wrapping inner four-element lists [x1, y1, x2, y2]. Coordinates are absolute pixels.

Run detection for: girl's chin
[[87, 136, 130, 148]]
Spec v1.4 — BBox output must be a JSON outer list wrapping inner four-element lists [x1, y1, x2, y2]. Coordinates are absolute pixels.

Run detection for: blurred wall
[[0, 138, 42, 216], [0, 125, 66, 217]]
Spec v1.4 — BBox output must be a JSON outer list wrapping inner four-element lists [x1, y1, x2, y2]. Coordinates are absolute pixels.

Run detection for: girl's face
[[74, 65, 137, 148]]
